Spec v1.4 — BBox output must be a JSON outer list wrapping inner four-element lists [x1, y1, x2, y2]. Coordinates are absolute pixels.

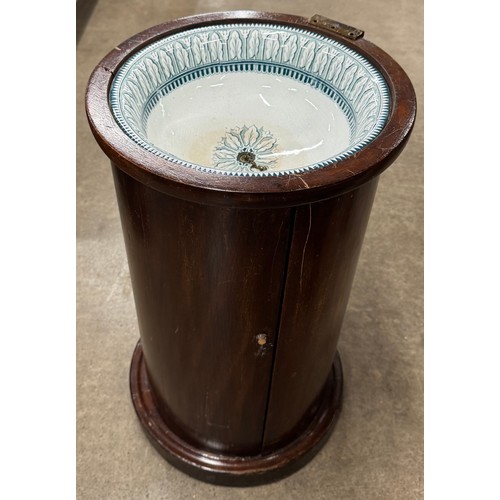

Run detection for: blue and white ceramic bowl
[[110, 23, 390, 177]]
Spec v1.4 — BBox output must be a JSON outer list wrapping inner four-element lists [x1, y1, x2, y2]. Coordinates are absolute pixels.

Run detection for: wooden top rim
[[85, 11, 416, 208]]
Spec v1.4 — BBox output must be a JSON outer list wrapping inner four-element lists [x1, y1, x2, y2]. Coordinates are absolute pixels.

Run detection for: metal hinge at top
[[308, 15, 364, 40]]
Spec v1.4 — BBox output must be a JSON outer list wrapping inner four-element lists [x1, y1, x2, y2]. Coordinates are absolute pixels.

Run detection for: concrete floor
[[77, 1, 423, 498]]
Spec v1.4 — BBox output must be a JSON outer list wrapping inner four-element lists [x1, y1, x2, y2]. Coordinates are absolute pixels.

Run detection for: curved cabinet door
[[113, 164, 293, 455]]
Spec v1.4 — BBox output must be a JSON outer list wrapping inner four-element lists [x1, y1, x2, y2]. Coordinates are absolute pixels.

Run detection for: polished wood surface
[[113, 164, 293, 454], [263, 179, 378, 450], [130, 341, 343, 486]]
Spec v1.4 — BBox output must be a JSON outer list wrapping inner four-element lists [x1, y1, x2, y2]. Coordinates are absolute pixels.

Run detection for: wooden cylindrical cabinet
[[86, 11, 416, 486]]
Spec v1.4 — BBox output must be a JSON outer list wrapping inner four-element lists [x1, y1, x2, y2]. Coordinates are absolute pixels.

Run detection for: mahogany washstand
[[86, 11, 416, 486]]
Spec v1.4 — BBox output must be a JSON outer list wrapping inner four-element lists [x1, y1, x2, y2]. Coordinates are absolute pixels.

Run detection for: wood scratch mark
[[203, 391, 230, 429], [293, 174, 310, 189], [204, 391, 209, 420], [206, 421, 230, 429], [299, 205, 312, 294], [285, 174, 310, 189], [270, 218, 284, 279], [217, 279, 234, 286]]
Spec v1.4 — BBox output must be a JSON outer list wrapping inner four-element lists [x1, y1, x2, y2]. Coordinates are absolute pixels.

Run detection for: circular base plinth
[[129, 341, 343, 486]]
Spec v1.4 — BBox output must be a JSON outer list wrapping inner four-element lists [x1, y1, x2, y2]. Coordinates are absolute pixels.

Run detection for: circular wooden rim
[[86, 11, 416, 208], [129, 341, 343, 486]]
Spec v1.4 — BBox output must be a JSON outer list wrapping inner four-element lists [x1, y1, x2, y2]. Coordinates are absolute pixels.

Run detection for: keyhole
[[256, 334, 267, 346]]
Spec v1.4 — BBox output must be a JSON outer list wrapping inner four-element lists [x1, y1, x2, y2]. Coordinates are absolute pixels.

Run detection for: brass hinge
[[308, 15, 364, 40]]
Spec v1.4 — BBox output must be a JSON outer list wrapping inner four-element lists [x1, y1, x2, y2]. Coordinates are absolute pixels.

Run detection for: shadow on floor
[[77, 0, 99, 44]]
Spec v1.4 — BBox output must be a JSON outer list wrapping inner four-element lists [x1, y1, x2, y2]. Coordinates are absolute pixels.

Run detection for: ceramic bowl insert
[[110, 23, 390, 176]]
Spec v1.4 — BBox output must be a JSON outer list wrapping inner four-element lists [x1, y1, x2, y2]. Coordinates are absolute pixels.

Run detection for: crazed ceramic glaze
[[110, 23, 390, 176]]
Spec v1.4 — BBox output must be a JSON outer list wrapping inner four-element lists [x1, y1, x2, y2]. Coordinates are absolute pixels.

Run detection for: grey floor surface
[[77, 1, 423, 498]]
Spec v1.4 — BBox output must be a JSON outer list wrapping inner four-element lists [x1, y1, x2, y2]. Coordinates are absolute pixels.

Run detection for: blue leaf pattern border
[[110, 23, 390, 177]]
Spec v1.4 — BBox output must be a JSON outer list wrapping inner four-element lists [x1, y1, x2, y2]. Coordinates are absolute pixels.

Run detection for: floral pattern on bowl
[[110, 23, 390, 176], [213, 125, 279, 173]]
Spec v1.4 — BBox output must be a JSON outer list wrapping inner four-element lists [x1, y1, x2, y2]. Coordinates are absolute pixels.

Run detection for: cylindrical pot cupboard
[[86, 11, 416, 486]]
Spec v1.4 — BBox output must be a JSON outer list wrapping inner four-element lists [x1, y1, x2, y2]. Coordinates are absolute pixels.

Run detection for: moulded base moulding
[[129, 341, 344, 487]]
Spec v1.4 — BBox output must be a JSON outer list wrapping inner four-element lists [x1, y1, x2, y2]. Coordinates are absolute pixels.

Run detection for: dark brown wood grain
[[130, 341, 343, 486], [263, 179, 379, 450], [85, 10, 417, 485], [113, 164, 293, 454]]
